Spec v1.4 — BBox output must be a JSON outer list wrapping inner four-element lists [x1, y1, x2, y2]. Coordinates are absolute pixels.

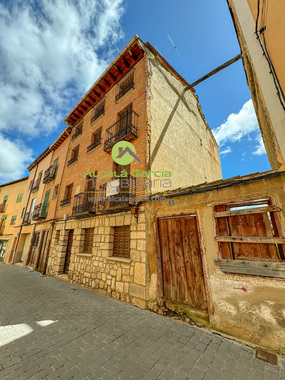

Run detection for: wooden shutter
[[113, 226, 130, 258], [84, 228, 94, 253]]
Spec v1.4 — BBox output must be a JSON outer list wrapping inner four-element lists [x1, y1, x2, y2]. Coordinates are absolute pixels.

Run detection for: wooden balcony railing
[[67, 154, 78, 166], [71, 124, 82, 140], [104, 110, 138, 152], [32, 203, 48, 220], [43, 163, 57, 184], [72, 191, 97, 216], [87, 138, 102, 153]]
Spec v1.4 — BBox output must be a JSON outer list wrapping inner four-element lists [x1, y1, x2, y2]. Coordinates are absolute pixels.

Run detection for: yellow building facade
[[227, 0, 285, 170], [0, 177, 28, 262]]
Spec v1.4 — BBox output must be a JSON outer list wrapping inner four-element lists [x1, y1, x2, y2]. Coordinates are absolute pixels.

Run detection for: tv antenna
[[166, 33, 182, 59]]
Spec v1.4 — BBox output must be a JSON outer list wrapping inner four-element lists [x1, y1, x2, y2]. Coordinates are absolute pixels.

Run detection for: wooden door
[[37, 231, 49, 271], [158, 216, 207, 311], [64, 230, 74, 274]]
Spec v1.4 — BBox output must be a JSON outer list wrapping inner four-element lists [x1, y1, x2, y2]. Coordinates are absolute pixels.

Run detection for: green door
[[41, 190, 50, 218]]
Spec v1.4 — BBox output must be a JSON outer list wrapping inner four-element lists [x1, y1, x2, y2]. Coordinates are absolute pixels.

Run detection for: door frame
[[155, 212, 213, 314]]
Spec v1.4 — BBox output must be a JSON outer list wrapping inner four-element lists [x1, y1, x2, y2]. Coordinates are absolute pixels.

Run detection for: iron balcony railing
[[32, 203, 48, 220], [43, 163, 57, 183], [60, 197, 71, 207], [115, 75, 134, 102], [97, 176, 137, 211], [0, 203, 6, 213], [91, 104, 105, 123], [67, 154, 78, 166], [31, 179, 40, 192], [71, 124, 82, 140], [87, 138, 102, 153], [104, 110, 138, 152], [23, 212, 31, 225], [72, 191, 97, 216]]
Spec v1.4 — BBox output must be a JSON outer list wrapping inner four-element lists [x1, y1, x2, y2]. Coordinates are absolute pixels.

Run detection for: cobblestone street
[[0, 264, 284, 380]]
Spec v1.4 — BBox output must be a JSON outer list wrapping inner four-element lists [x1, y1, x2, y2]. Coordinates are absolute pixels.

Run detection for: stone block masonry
[[47, 208, 148, 308]]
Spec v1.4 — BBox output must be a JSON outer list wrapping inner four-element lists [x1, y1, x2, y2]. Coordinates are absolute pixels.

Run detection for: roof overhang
[[64, 35, 145, 127]]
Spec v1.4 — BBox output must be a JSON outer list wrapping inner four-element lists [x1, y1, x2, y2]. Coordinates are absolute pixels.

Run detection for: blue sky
[[0, 0, 270, 183]]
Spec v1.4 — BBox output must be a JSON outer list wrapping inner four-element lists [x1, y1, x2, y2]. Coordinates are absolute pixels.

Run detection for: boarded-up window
[[113, 226, 130, 258], [83, 228, 94, 253], [215, 199, 285, 261]]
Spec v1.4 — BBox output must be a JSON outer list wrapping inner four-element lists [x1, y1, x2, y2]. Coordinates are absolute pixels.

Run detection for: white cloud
[[0, 0, 125, 137], [0, 134, 33, 183], [213, 100, 259, 146], [253, 135, 266, 156], [220, 147, 232, 156]]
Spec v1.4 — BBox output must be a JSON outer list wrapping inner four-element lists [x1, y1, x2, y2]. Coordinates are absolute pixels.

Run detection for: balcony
[[32, 203, 48, 220], [71, 124, 82, 140], [43, 163, 57, 184], [0, 226, 4, 234], [87, 138, 102, 153], [67, 154, 78, 166], [104, 110, 138, 152], [31, 179, 40, 192], [0, 203, 6, 213], [97, 177, 137, 212], [23, 212, 31, 225], [91, 104, 105, 123], [115, 74, 134, 102], [60, 198, 71, 207], [72, 191, 97, 216]]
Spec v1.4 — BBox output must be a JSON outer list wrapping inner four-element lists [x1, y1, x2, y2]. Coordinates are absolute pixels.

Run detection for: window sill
[[214, 259, 285, 279], [76, 253, 93, 257], [107, 257, 131, 264], [91, 113, 104, 124], [87, 144, 102, 154], [115, 86, 134, 104], [67, 159, 78, 167]]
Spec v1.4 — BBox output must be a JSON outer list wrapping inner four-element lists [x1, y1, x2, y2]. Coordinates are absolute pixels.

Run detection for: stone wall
[[47, 208, 148, 308]]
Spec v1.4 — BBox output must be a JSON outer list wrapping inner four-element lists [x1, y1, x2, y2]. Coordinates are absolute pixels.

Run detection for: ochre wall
[[146, 172, 285, 354]]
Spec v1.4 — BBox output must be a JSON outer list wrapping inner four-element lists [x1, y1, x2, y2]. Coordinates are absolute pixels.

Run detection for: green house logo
[[111, 141, 142, 165]]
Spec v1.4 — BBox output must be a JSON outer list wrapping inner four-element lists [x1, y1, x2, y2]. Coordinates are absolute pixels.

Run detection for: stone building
[[227, 0, 285, 170], [0, 177, 28, 262], [45, 35, 222, 307]]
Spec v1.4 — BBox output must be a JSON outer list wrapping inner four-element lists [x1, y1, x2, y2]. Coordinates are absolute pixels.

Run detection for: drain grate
[[255, 348, 278, 365]]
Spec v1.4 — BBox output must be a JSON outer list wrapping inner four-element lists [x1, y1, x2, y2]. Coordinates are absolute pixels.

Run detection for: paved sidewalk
[[0, 264, 284, 380]]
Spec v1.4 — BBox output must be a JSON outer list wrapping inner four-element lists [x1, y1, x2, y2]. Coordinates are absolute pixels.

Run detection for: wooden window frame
[[112, 226, 130, 258], [83, 228, 94, 254]]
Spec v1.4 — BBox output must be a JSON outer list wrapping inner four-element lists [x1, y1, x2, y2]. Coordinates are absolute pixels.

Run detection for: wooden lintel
[[216, 236, 285, 244], [214, 206, 281, 218]]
